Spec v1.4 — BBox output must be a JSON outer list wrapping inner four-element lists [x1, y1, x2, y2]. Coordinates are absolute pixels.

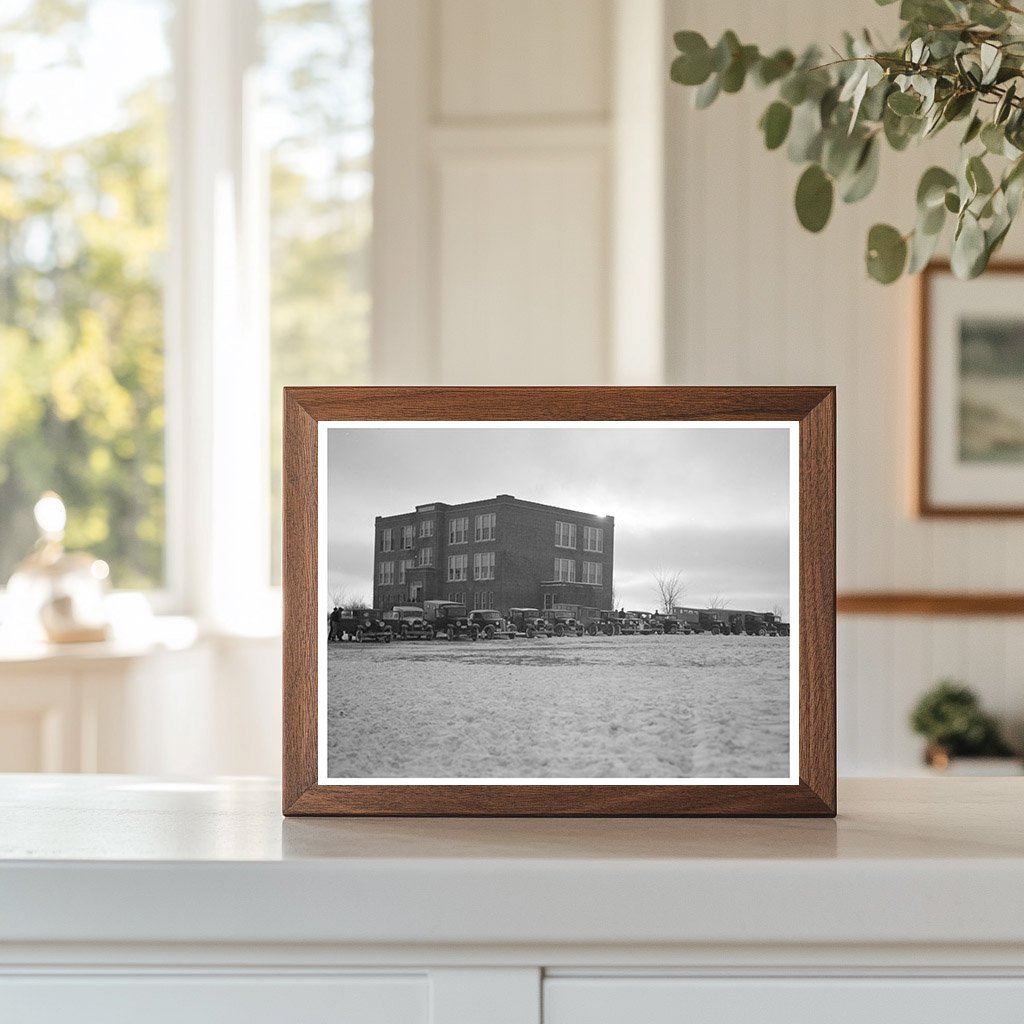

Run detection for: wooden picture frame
[[283, 387, 836, 817], [917, 260, 1024, 517]]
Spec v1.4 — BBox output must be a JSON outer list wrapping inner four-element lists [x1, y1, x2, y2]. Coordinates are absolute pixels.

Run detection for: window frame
[[448, 516, 469, 545], [554, 557, 576, 583], [473, 551, 495, 581], [447, 553, 468, 582], [583, 525, 604, 553], [555, 521, 577, 549], [474, 512, 496, 542]]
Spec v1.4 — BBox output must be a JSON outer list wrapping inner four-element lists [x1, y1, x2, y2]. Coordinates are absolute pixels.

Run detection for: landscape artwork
[[319, 422, 797, 784], [959, 317, 1024, 463]]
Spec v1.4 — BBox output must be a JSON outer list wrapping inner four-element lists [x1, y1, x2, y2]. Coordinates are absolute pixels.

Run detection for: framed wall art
[[918, 261, 1024, 517], [282, 387, 836, 816]]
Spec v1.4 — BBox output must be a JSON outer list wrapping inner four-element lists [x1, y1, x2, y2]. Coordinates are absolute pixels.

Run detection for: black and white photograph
[[320, 422, 797, 783]]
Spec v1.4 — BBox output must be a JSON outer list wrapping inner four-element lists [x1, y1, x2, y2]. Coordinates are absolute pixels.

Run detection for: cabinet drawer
[[0, 974, 427, 1024], [544, 977, 1024, 1024]]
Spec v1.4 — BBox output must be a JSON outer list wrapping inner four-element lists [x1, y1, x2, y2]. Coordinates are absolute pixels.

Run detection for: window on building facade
[[583, 561, 603, 585], [378, 561, 394, 585], [554, 557, 576, 583], [380, 528, 393, 552], [555, 521, 577, 549], [473, 591, 494, 610], [419, 519, 434, 538], [474, 512, 496, 541], [584, 526, 604, 553], [448, 516, 468, 544], [417, 546, 433, 567], [400, 525, 414, 549], [448, 591, 464, 604], [398, 558, 414, 584], [473, 551, 495, 581], [447, 554, 468, 581], [543, 593, 554, 610]]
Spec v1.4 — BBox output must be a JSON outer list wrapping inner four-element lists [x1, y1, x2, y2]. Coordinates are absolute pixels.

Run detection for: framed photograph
[[283, 387, 835, 816], [918, 261, 1024, 516]]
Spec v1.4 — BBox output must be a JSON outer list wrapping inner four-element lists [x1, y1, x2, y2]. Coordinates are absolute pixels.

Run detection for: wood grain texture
[[282, 387, 836, 817], [916, 260, 1024, 518], [838, 592, 1024, 616]]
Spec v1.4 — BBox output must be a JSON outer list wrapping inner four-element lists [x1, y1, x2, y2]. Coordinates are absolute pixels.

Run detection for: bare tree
[[707, 593, 729, 609], [771, 603, 784, 619], [652, 569, 685, 613]]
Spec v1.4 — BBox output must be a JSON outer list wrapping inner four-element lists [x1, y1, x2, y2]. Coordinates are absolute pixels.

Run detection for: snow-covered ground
[[326, 634, 790, 780]]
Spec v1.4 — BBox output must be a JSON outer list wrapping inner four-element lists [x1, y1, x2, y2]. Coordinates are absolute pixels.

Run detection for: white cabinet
[[2, 777, 1023, 1024], [2, 975, 428, 1024], [544, 978, 1024, 1024]]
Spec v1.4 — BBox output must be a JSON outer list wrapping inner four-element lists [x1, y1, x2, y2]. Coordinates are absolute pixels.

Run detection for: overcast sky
[[326, 425, 793, 615]]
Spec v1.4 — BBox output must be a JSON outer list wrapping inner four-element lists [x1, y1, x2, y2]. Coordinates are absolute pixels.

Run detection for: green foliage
[[909, 679, 1015, 756], [670, 0, 1024, 283]]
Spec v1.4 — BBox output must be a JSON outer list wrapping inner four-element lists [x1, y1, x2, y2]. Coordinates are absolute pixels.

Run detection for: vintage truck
[[584, 610, 623, 636], [382, 605, 434, 640], [546, 608, 585, 637], [508, 608, 553, 638], [629, 611, 665, 635], [422, 600, 478, 641]]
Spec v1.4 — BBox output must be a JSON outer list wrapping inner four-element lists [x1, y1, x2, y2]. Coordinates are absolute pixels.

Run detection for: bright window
[[264, 0, 372, 581], [473, 551, 495, 581], [400, 525, 414, 550], [474, 512, 495, 541], [0, 0, 172, 589], [398, 558, 414, 584], [583, 526, 603, 553], [554, 557, 576, 582], [419, 519, 434, 538], [583, 561, 602, 585], [555, 521, 576, 549], [378, 561, 394, 585], [447, 554, 467, 582], [380, 528, 393, 552], [417, 546, 433, 568], [448, 517, 468, 545]]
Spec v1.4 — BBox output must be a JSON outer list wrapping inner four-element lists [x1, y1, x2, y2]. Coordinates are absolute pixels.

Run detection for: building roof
[[376, 494, 614, 524]]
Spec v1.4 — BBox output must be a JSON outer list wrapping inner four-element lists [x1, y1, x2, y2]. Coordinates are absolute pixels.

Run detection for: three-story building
[[372, 494, 614, 615]]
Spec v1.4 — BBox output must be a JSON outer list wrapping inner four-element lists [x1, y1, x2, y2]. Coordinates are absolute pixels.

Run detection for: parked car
[[650, 611, 681, 634], [331, 608, 393, 643], [508, 608, 553, 638], [728, 611, 771, 636], [469, 609, 515, 639], [546, 609, 584, 637], [585, 610, 623, 636], [422, 600, 478, 641], [630, 611, 665, 635], [762, 612, 788, 637], [383, 605, 434, 640], [698, 609, 733, 635]]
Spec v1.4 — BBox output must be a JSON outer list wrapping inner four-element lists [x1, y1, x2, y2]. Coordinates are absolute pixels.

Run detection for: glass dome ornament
[[5, 492, 111, 644]]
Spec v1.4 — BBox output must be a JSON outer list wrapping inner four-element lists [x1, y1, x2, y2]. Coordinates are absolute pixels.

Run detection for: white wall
[[665, 0, 1024, 772]]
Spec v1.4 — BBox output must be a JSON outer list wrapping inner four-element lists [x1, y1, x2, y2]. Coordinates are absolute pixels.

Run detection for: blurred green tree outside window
[[0, 0, 171, 589], [263, 0, 372, 583], [0, 0, 372, 594]]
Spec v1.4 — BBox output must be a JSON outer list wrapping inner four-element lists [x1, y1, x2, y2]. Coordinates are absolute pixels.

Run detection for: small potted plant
[[909, 680, 1019, 773]]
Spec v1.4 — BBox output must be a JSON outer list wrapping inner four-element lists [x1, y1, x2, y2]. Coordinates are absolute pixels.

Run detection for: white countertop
[[2, 776, 1023, 950]]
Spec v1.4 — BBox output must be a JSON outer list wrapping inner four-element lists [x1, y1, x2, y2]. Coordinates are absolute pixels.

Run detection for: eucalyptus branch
[[670, 0, 1024, 283]]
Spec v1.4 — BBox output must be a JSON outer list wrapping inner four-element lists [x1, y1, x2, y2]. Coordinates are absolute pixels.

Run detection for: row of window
[[380, 513, 497, 552], [556, 522, 603, 552], [380, 556, 603, 586], [553, 558, 603, 585], [380, 516, 603, 553]]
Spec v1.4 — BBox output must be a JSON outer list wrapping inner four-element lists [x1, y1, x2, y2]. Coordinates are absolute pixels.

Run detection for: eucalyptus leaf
[[842, 137, 881, 203], [866, 223, 908, 283], [908, 221, 943, 273], [694, 73, 721, 109], [888, 90, 921, 115], [787, 101, 823, 162], [951, 212, 986, 278], [917, 166, 957, 210], [981, 122, 1006, 155], [795, 164, 834, 232], [967, 154, 995, 195], [760, 102, 793, 150]]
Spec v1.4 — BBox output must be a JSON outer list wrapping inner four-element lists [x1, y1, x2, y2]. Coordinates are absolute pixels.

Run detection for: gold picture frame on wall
[[918, 261, 1024, 517]]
